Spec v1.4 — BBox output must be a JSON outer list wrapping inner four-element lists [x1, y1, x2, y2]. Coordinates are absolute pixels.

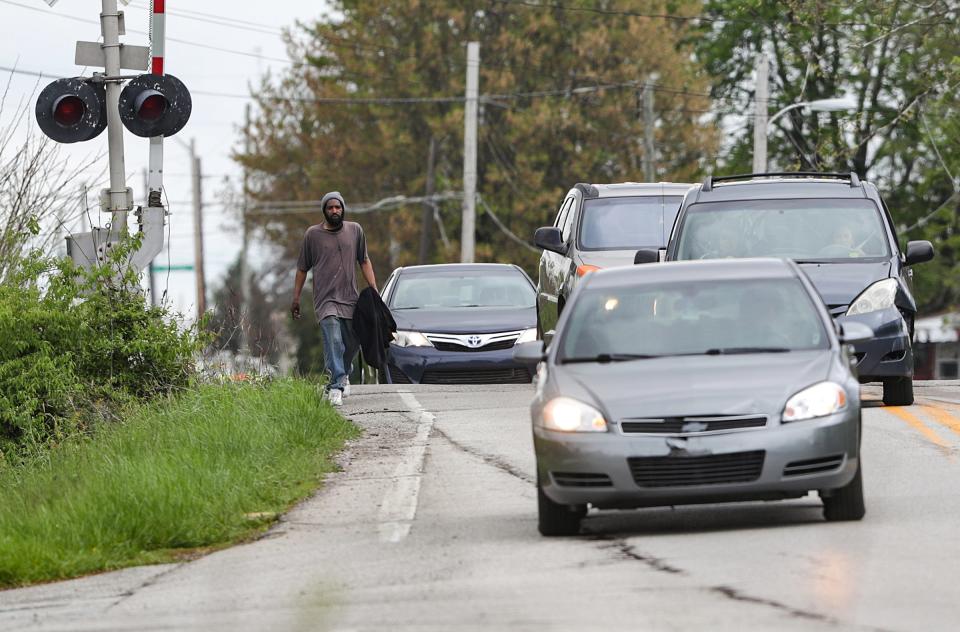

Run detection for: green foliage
[[0, 379, 358, 587], [0, 243, 203, 458]]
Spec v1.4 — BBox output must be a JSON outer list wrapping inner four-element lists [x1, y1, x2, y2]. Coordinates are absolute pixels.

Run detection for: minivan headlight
[[542, 397, 608, 432], [782, 382, 848, 422], [392, 330, 433, 347], [846, 279, 897, 316]]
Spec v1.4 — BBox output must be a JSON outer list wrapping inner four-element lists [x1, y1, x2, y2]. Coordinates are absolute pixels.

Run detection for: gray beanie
[[321, 191, 346, 212]]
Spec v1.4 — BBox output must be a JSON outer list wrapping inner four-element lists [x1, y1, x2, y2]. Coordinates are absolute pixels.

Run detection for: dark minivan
[[655, 172, 934, 406]]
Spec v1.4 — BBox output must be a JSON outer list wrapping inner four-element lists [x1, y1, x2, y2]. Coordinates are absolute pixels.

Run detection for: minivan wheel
[[821, 462, 865, 521], [883, 376, 914, 406], [537, 479, 585, 536]]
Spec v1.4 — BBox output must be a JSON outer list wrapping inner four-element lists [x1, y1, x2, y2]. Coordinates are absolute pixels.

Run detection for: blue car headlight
[[392, 330, 433, 348]]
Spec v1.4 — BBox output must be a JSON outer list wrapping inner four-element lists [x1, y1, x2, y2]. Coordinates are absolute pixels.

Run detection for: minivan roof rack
[[574, 182, 600, 198], [701, 172, 861, 192]]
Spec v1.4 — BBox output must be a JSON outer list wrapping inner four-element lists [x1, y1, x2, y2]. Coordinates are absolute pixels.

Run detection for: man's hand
[[291, 299, 301, 320]]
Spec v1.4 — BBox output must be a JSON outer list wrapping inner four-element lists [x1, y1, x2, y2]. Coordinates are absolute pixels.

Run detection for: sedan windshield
[[674, 199, 890, 261], [390, 270, 536, 309], [579, 196, 683, 249], [558, 279, 828, 362]]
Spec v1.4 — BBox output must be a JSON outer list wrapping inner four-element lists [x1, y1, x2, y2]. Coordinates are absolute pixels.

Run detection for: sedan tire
[[882, 376, 914, 406], [821, 462, 866, 521], [537, 477, 586, 536]]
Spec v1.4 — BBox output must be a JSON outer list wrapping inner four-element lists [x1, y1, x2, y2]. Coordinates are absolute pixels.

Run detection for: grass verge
[[0, 378, 357, 588]]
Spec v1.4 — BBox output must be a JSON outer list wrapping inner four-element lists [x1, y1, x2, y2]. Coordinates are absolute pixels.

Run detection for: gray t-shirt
[[296, 221, 368, 321]]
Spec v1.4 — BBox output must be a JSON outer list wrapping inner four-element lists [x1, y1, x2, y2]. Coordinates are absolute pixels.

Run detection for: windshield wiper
[[703, 347, 791, 355], [393, 306, 421, 310], [562, 353, 661, 364]]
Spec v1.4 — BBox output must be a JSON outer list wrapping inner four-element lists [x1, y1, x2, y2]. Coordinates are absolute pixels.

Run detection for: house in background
[[913, 312, 960, 380]]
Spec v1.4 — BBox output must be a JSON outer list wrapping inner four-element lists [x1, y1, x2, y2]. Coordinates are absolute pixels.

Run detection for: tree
[[236, 0, 718, 279], [694, 0, 960, 311], [206, 256, 282, 366]]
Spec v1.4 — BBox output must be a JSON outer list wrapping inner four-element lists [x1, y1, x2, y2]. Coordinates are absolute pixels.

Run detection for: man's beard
[[323, 209, 343, 227]]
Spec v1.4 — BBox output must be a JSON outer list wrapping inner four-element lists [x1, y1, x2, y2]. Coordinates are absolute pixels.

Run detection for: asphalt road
[[2, 382, 960, 631]]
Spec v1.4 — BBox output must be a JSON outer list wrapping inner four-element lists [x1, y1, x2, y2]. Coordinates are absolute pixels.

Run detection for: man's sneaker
[[327, 389, 343, 406], [342, 381, 351, 398]]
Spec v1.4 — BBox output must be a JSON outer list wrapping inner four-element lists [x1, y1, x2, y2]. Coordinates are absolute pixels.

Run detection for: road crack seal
[[433, 427, 535, 484], [708, 585, 839, 625], [586, 534, 686, 575]]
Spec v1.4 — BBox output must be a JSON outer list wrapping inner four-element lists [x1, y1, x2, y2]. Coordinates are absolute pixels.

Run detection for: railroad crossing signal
[[118, 74, 192, 138], [34, 77, 107, 143]]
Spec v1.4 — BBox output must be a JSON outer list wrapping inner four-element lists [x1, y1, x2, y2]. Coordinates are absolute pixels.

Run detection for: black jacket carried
[[353, 287, 397, 369]]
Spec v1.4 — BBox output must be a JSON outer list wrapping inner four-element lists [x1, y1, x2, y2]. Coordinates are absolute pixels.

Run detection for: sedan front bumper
[[535, 411, 860, 509], [387, 344, 533, 384]]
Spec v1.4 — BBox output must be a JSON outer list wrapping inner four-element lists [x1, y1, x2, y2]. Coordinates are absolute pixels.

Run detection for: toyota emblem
[[467, 335, 483, 347]]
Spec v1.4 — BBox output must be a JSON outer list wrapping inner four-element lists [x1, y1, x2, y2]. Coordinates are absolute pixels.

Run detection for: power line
[[126, 1, 284, 36]]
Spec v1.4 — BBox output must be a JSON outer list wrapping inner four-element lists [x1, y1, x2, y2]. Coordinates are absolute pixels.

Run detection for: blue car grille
[[628, 451, 765, 487], [421, 367, 531, 384], [433, 339, 516, 352]]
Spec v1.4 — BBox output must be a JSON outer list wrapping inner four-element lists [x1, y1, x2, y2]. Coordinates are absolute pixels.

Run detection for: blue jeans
[[320, 316, 359, 392]]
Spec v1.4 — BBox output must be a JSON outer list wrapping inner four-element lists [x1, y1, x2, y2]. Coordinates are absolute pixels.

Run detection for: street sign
[[153, 265, 194, 272], [75, 41, 149, 72]]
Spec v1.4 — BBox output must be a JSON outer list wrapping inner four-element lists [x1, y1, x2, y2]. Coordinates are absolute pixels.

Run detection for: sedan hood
[[799, 261, 890, 306], [553, 351, 832, 420], [392, 306, 536, 334]]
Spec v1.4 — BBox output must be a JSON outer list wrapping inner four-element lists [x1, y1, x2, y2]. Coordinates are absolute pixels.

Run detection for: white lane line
[[377, 391, 435, 543]]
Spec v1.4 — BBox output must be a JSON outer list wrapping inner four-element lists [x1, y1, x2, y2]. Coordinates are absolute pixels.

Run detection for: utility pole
[[239, 104, 252, 356], [191, 139, 206, 320], [419, 136, 437, 264], [460, 41, 479, 263], [752, 52, 769, 174], [100, 0, 131, 235], [642, 78, 656, 182]]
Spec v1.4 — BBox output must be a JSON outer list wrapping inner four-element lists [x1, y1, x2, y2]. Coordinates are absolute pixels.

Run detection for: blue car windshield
[[391, 271, 536, 309], [558, 279, 829, 360], [579, 196, 683, 250], [674, 198, 891, 261]]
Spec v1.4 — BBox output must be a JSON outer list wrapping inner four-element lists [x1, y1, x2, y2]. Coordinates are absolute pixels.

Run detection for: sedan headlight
[[846, 279, 897, 316], [392, 330, 433, 347], [515, 327, 538, 344], [542, 397, 608, 432], [782, 382, 848, 422]]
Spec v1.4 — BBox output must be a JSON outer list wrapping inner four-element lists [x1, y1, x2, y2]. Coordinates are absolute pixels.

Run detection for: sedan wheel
[[821, 461, 866, 521], [537, 477, 586, 536]]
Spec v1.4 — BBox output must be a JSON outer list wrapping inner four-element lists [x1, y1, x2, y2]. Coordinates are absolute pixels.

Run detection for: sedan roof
[[583, 258, 800, 289], [592, 182, 695, 198], [693, 178, 868, 202]]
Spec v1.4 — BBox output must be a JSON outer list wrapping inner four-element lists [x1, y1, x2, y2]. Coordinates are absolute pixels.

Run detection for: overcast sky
[[0, 0, 328, 320]]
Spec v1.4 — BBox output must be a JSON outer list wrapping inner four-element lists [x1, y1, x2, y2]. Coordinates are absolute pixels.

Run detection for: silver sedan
[[515, 258, 872, 536]]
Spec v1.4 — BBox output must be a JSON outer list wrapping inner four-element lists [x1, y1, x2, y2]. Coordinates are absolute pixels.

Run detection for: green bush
[[0, 245, 203, 458]]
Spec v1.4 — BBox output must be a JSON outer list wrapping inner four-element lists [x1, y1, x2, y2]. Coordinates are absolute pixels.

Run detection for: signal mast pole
[[100, 0, 131, 234], [147, 0, 165, 205]]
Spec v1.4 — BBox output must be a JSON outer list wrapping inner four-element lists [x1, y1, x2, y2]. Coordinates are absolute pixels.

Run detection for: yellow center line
[[919, 405, 960, 439], [884, 406, 951, 449]]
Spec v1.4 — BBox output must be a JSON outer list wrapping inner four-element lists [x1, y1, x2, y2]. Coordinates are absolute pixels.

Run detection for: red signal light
[[137, 93, 167, 121], [53, 95, 86, 127]]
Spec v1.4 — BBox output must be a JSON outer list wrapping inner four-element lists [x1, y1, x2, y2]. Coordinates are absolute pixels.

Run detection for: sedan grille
[[628, 451, 765, 487], [621, 415, 767, 434], [425, 330, 523, 352], [783, 455, 844, 477], [420, 367, 531, 385], [552, 472, 613, 488]]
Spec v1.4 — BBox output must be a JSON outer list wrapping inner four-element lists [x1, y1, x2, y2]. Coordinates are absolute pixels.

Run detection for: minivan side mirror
[[905, 240, 934, 266], [838, 321, 874, 344], [534, 226, 567, 255], [634, 248, 659, 264], [513, 340, 546, 367]]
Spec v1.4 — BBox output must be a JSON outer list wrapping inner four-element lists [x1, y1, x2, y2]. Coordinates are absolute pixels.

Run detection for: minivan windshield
[[391, 270, 535, 310], [558, 279, 828, 362], [674, 199, 890, 261], [579, 196, 683, 249]]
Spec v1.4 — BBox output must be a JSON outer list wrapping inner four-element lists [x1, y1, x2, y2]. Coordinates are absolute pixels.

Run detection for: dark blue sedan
[[380, 263, 538, 384]]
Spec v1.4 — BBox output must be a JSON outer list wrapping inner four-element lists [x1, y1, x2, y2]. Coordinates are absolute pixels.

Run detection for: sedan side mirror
[[534, 226, 567, 255], [838, 321, 874, 344], [905, 240, 934, 266], [514, 340, 546, 367], [634, 248, 659, 264]]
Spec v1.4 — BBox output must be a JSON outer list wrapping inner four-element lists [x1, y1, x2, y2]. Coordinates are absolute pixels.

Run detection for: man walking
[[291, 191, 377, 406]]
